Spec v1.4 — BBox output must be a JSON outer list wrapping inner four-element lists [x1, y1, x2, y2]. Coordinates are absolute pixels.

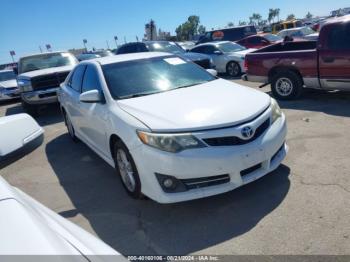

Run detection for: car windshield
[[102, 56, 215, 99], [0, 71, 16, 81], [263, 34, 282, 42], [301, 27, 315, 35], [94, 50, 113, 57], [19, 53, 77, 74], [147, 42, 185, 54], [217, 42, 246, 53]]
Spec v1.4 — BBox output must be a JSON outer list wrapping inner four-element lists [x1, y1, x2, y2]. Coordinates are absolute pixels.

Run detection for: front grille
[[194, 59, 211, 69], [241, 163, 262, 177], [181, 174, 230, 190], [31, 71, 70, 91], [203, 118, 270, 147]]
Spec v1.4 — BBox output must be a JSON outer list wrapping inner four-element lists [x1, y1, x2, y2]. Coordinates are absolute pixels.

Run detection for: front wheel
[[63, 111, 78, 142], [113, 141, 143, 199], [226, 61, 241, 77], [271, 71, 303, 100]]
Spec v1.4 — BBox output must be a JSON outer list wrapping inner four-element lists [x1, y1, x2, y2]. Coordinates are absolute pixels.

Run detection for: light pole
[[83, 39, 88, 51], [9, 51, 15, 63], [114, 36, 118, 48]]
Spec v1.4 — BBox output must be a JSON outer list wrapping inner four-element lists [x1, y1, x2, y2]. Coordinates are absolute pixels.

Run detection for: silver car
[[0, 69, 19, 101]]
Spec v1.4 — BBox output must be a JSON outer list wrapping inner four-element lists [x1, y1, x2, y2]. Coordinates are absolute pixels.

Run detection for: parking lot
[[0, 79, 349, 255]]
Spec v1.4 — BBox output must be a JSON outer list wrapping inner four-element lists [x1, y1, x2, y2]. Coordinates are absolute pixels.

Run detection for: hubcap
[[276, 78, 293, 96], [116, 149, 136, 192], [228, 63, 239, 76]]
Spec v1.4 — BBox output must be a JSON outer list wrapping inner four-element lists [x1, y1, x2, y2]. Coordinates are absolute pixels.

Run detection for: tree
[[305, 12, 313, 19], [198, 25, 206, 34], [276, 8, 281, 22], [249, 13, 262, 26], [227, 22, 234, 27], [286, 14, 295, 20], [175, 15, 205, 41], [268, 8, 274, 24], [239, 20, 247, 26]]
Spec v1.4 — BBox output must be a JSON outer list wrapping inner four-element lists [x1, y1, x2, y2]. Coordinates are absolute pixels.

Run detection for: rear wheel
[[271, 71, 303, 100], [226, 61, 241, 77], [63, 111, 78, 142], [113, 140, 143, 199]]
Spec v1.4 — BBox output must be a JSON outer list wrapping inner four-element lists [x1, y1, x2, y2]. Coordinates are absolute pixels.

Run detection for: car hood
[[179, 52, 210, 61], [117, 78, 271, 132], [18, 65, 75, 80], [0, 79, 17, 89]]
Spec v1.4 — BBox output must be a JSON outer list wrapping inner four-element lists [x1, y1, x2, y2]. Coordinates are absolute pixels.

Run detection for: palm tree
[[276, 8, 281, 22], [286, 14, 295, 21]]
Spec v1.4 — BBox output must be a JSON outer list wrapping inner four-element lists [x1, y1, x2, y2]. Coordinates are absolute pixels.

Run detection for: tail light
[[244, 59, 248, 72], [313, 23, 320, 32]]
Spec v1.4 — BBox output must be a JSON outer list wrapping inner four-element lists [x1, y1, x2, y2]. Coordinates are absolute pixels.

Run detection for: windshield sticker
[[164, 57, 186, 65]]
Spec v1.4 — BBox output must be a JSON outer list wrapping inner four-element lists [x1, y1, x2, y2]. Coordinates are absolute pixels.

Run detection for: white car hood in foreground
[[117, 79, 271, 132], [0, 176, 121, 257], [0, 79, 17, 89], [18, 65, 75, 79]]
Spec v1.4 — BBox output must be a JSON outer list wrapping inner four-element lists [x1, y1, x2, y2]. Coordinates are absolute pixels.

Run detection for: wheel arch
[[268, 66, 303, 84]]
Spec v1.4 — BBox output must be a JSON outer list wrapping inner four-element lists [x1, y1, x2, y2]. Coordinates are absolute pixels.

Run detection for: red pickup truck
[[243, 15, 350, 100]]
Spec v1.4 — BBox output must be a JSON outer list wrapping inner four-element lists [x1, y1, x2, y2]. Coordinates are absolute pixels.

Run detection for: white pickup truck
[[15, 52, 78, 114]]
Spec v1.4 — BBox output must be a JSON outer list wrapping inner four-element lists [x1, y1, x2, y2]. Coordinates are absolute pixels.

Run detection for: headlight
[[271, 98, 282, 124], [17, 79, 33, 92], [137, 131, 206, 153]]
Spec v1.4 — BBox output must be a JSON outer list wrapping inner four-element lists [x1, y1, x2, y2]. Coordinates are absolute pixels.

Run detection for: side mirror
[[214, 50, 223, 55], [0, 114, 44, 166], [206, 69, 218, 77], [79, 89, 102, 103], [13, 67, 18, 75]]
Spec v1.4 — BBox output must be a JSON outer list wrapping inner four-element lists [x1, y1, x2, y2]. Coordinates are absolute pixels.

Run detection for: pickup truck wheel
[[21, 101, 37, 116], [113, 141, 144, 200], [226, 61, 241, 77], [63, 112, 78, 142], [271, 71, 303, 100]]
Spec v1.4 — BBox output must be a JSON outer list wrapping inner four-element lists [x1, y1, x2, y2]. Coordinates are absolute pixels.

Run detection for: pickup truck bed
[[244, 15, 350, 100]]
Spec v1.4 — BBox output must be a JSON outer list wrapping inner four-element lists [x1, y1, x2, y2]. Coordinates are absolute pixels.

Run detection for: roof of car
[[19, 51, 72, 59], [89, 52, 172, 65]]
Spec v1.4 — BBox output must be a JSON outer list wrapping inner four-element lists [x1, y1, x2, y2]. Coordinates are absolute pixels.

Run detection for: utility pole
[[9, 51, 15, 63], [83, 39, 88, 51], [150, 19, 155, 41], [39, 46, 43, 53], [106, 40, 110, 49], [136, 36, 139, 42]]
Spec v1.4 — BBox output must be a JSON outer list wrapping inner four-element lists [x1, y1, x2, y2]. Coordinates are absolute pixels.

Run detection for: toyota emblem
[[241, 126, 254, 140]]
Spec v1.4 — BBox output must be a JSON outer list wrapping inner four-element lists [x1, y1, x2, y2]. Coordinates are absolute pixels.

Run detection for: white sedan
[[190, 41, 256, 77], [58, 52, 288, 204]]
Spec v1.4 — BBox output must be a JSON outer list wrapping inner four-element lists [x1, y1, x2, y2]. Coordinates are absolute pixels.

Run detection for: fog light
[[163, 178, 174, 188]]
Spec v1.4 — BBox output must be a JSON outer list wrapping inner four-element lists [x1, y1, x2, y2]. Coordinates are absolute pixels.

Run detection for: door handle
[[322, 57, 335, 63]]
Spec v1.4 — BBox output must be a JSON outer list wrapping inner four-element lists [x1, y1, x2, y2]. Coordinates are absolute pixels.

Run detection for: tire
[[226, 61, 241, 77], [271, 70, 303, 100], [21, 100, 38, 116], [113, 140, 143, 199], [63, 111, 78, 142]]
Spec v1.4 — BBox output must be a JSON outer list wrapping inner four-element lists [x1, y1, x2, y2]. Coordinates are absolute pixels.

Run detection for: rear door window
[[328, 24, 350, 50]]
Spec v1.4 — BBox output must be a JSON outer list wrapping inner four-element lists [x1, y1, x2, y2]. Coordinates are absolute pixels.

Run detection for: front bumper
[[0, 87, 20, 101], [131, 113, 288, 204], [21, 87, 59, 105]]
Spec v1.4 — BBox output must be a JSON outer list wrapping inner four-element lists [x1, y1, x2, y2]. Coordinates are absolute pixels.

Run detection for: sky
[[0, 0, 349, 63]]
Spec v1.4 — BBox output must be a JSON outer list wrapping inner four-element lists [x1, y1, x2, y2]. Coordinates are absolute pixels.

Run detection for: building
[[331, 7, 350, 17], [157, 29, 171, 41]]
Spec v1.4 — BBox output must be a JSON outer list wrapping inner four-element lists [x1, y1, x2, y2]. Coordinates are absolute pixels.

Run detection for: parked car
[[0, 69, 19, 101], [277, 27, 319, 41], [15, 52, 78, 114], [58, 52, 288, 204], [77, 53, 101, 61], [236, 34, 283, 49], [271, 20, 303, 34], [191, 41, 256, 77], [115, 41, 213, 69], [177, 41, 196, 51], [197, 25, 257, 44], [243, 16, 350, 100]]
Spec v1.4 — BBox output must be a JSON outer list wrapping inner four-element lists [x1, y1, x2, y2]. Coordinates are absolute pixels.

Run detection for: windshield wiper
[[118, 92, 161, 99]]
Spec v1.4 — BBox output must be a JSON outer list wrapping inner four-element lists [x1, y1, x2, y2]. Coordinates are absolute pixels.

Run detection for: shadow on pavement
[[277, 90, 350, 118], [5, 102, 64, 126], [46, 133, 291, 255]]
